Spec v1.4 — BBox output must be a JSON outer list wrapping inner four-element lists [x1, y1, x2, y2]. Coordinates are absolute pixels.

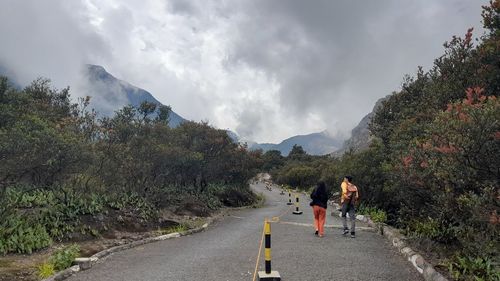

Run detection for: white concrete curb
[[379, 224, 449, 281]]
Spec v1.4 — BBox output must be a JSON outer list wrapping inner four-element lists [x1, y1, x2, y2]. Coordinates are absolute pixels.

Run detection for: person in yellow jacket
[[341, 176, 359, 238]]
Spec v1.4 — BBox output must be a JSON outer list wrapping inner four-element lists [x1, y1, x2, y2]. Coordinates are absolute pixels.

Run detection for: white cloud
[[0, 0, 488, 143]]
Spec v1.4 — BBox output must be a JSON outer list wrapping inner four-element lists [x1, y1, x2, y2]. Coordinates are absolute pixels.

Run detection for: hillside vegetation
[[267, 2, 499, 280], [0, 77, 262, 255]]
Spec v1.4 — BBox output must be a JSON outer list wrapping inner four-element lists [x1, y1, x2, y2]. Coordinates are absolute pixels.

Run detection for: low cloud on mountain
[[0, 0, 486, 143]]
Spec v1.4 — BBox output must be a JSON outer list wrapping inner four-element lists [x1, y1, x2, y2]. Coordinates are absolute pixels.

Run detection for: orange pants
[[313, 205, 326, 236]]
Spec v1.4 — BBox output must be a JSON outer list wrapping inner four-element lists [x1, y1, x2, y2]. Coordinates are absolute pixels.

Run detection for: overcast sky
[[0, 0, 488, 143]]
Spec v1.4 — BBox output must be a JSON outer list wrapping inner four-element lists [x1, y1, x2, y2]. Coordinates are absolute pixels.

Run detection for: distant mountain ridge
[[332, 96, 388, 157], [2, 64, 376, 152], [84, 64, 186, 127], [249, 131, 344, 156], [1, 64, 240, 138]]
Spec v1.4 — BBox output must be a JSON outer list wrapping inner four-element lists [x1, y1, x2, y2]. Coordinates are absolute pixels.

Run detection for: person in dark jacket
[[310, 181, 329, 237]]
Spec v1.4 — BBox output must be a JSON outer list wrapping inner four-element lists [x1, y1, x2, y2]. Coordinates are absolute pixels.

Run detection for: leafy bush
[[404, 218, 446, 240], [217, 185, 257, 207], [195, 184, 225, 210], [368, 209, 387, 223], [275, 164, 319, 188], [447, 255, 500, 281], [6, 188, 56, 208], [0, 214, 52, 254], [106, 192, 157, 220], [357, 205, 387, 223], [49, 244, 80, 271]]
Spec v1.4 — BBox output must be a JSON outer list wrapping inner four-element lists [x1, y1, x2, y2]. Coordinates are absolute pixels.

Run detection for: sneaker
[[314, 230, 318, 236], [342, 229, 349, 235], [350, 232, 355, 238], [318, 234, 324, 238]]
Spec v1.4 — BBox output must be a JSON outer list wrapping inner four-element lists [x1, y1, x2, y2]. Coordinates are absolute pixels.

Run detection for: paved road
[[68, 182, 422, 281]]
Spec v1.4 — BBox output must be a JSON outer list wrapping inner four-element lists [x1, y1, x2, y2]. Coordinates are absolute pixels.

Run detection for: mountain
[[83, 64, 186, 127], [331, 96, 388, 157], [2, 64, 240, 139], [226, 130, 240, 143], [250, 131, 344, 156]]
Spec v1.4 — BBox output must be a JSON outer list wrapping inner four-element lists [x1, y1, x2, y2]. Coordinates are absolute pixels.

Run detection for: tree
[[262, 150, 284, 171], [288, 144, 307, 160]]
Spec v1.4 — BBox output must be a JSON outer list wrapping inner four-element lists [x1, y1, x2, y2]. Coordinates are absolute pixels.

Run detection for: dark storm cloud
[[226, 0, 486, 135], [0, 0, 487, 143]]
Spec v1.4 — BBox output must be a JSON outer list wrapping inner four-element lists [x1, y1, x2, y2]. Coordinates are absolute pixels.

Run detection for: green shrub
[[369, 209, 387, 223], [404, 218, 447, 240], [106, 193, 157, 220], [0, 215, 52, 254], [357, 205, 387, 223], [49, 244, 80, 271], [217, 185, 257, 207], [38, 262, 55, 279], [356, 204, 374, 216], [195, 185, 224, 210], [5, 188, 56, 208], [447, 255, 500, 281]]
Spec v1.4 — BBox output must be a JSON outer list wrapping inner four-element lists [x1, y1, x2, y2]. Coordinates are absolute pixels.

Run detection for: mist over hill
[[249, 130, 344, 156], [332, 96, 389, 157], [1, 63, 363, 153], [83, 64, 186, 127]]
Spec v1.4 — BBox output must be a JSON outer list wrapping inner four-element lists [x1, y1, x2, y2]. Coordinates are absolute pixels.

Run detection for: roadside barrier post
[[292, 194, 303, 215], [287, 191, 293, 205], [258, 219, 281, 281]]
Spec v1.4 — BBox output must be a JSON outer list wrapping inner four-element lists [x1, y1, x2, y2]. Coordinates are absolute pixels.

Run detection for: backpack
[[345, 184, 358, 204]]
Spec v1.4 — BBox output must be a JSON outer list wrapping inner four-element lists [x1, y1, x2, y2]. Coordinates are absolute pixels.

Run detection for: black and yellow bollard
[[292, 194, 303, 215], [286, 191, 293, 205], [258, 219, 281, 281]]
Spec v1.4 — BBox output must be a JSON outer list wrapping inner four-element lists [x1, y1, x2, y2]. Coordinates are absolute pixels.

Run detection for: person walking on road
[[310, 181, 329, 238], [341, 176, 359, 238]]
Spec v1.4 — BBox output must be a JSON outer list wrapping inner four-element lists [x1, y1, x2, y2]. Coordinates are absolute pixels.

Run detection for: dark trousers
[[341, 202, 355, 233]]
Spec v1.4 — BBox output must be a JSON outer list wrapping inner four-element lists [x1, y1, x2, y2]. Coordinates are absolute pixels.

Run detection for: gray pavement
[[68, 182, 422, 281]]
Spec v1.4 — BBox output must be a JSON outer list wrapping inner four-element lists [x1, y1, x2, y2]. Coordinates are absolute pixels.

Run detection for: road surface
[[68, 182, 422, 281]]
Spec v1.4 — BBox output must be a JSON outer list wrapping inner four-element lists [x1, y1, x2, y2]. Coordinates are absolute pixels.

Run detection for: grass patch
[[156, 224, 188, 235], [37, 262, 55, 279], [182, 218, 208, 229]]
